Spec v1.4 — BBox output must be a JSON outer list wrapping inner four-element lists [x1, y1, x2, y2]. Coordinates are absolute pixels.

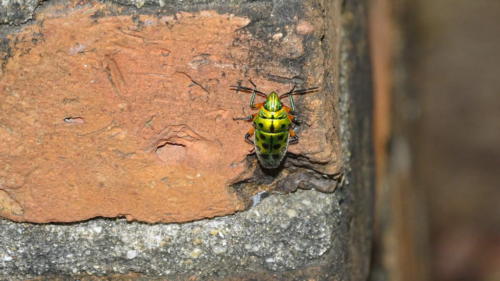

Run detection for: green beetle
[[232, 80, 318, 169]]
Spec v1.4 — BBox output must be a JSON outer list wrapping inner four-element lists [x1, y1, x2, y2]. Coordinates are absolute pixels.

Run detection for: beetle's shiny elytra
[[232, 80, 319, 169]]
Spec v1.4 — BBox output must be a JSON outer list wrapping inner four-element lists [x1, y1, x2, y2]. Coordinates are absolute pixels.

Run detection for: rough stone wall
[[0, 0, 373, 279]]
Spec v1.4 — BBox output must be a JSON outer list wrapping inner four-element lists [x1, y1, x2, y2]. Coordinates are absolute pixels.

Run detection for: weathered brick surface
[[0, 1, 341, 223]]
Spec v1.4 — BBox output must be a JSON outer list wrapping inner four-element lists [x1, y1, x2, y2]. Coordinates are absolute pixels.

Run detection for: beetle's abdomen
[[252, 108, 292, 168], [254, 130, 289, 169]]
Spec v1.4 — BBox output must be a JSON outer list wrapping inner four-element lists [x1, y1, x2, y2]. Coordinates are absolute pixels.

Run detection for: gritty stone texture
[[0, 0, 42, 25], [0, 0, 373, 279], [0, 189, 343, 280], [0, 0, 342, 223]]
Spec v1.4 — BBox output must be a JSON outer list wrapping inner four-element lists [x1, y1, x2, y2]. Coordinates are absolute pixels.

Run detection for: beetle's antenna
[[290, 87, 320, 95], [230, 86, 267, 97], [280, 86, 319, 98], [279, 84, 296, 99], [248, 79, 258, 89], [230, 80, 267, 98]]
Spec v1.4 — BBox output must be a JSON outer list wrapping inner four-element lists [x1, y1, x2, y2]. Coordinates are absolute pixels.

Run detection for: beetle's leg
[[281, 84, 297, 112], [285, 111, 302, 126], [289, 93, 296, 113], [286, 110, 300, 129], [248, 79, 260, 109], [244, 127, 255, 145], [249, 88, 257, 109], [287, 113, 302, 127], [289, 129, 299, 144]]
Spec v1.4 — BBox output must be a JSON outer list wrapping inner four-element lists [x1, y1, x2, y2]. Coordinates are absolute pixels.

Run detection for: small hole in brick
[[63, 117, 85, 124]]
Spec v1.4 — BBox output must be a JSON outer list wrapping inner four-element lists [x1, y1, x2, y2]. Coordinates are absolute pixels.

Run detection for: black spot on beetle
[[281, 124, 286, 129], [259, 132, 266, 140], [261, 154, 270, 159], [270, 123, 275, 132], [262, 143, 270, 149], [273, 144, 281, 149], [272, 154, 281, 160], [258, 123, 264, 128], [277, 135, 284, 141]]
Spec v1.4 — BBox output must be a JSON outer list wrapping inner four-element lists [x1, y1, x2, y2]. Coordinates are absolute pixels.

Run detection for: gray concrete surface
[[0, 190, 342, 279]]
